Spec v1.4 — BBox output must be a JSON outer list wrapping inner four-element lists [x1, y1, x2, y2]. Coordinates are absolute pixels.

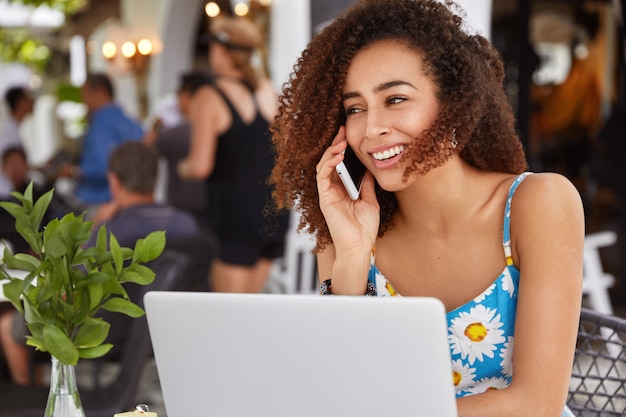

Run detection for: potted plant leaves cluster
[[0, 184, 166, 417]]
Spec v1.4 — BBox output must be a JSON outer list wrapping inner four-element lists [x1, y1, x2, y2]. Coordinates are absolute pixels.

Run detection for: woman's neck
[[393, 159, 491, 235]]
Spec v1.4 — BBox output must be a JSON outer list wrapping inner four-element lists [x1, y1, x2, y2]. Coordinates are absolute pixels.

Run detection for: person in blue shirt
[[74, 73, 144, 215]]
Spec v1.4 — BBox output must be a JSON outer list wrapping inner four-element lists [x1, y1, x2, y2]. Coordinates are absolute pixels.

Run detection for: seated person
[[87, 141, 200, 247], [0, 142, 204, 383], [0, 146, 71, 252], [87, 141, 207, 355]]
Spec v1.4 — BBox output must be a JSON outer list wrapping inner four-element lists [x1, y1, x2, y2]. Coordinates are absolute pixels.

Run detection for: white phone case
[[336, 160, 362, 200]]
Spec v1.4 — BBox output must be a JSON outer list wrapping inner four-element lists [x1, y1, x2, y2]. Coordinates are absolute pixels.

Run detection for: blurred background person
[[0, 146, 65, 253], [0, 86, 34, 198], [59, 72, 144, 218], [86, 141, 199, 248], [86, 141, 206, 352], [178, 16, 289, 293], [144, 71, 212, 229]]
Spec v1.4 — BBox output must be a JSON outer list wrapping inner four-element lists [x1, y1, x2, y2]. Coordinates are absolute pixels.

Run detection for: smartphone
[[335, 146, 367, 200]]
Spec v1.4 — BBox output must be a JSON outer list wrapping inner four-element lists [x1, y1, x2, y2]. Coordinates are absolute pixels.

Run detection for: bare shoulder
[[512, 172, 583, 214], [193, 84, 224, 107], [510, 172, 585, 257], [191, 84, 230, 131]]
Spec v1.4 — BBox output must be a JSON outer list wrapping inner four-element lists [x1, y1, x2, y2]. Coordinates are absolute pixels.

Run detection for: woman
[[269, 1, 583, 416], [178, 16, 289, 293]]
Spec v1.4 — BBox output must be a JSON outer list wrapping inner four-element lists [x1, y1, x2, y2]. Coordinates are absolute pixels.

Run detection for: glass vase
[[44, 356, 85, 417]]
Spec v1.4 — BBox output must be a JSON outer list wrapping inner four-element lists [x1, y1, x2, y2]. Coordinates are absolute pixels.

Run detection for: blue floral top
[[326, 172, 574, 417]]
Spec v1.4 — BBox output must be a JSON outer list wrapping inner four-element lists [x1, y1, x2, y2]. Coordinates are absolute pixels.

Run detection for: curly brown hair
[[270, 0, 527, 251]]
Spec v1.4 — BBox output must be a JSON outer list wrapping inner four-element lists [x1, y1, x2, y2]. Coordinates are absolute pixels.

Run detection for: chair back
[[567, 308, 626, 416]]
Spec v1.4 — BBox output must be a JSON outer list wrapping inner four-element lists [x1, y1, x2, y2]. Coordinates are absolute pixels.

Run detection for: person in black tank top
[[178, 16, 289, 293]]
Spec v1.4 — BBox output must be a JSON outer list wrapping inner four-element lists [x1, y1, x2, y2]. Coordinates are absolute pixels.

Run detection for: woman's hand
[[316, 127, 380, 293]]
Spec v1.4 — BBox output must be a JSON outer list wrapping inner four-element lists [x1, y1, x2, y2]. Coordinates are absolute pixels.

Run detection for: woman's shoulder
[[512, 172, 581, 204], [510, 171, 584, 228]]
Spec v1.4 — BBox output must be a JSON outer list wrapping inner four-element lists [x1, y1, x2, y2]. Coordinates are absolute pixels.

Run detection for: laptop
[[144, 291, 458, 417]]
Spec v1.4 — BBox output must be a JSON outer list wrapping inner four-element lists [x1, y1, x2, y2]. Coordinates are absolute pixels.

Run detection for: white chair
[[266, 211, 318, 294], [583, 230, 618, 315]]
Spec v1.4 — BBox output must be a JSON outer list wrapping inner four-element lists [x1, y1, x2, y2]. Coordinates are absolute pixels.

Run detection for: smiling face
[[342, 39, 441, 192]]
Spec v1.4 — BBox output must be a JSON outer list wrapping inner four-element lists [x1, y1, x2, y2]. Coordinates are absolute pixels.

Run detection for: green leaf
[[78, 343, 113, 359], [73, 246, 99, 265], [21, 181, 33, 208], [102, 278, 126, 297], [15, 220, 41, 253], [25, 336, 47, 352], [43, 324, 78, 365], [95, 225, 107, 252], [87, 282, 104, 310], [70, 288, 91, 325], [48, 257, 69, 291], [43, 220, 69, 258], [0, 201, 28, 221], [68, 220, 92, 247], [132, 231, 166, 263], [110, 234, 123, 274], [31, 188, 54, 231], [120, 264, 155, 285], [101, 298, 145, 318], [2, 279, 24, 312], [25, 321, 43, 337], [74, 271, 112, 289], [73, 317, 110, 348], [2, 251, 38, 271], [13, 253, 41, 270], [35, 280, 54, 303]]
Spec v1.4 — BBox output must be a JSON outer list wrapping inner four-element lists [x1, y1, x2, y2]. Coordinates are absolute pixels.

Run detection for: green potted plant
[[0, 184, 166, 417]]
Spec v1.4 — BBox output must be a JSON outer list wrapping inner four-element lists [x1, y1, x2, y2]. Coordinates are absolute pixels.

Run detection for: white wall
[[269, 0, 312, 91]]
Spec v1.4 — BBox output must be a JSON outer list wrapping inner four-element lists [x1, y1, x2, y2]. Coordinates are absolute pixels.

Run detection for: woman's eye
[[345, 106, 363, 115], [387, 96, 406, 105]]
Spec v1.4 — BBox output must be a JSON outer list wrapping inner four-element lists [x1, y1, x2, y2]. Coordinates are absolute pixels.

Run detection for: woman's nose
[[364, 107, 390, 140]]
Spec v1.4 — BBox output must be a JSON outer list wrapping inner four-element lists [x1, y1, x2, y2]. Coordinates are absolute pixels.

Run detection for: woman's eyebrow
[[343, 80, 417, 101], [374, 80, 417, 93]]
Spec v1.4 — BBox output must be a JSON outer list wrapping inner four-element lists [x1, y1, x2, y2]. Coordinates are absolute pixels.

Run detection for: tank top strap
[[502, 172, 532, 265]]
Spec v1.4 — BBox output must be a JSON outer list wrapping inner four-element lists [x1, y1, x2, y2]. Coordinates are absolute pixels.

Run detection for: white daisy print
[[473, 282, 496, 303], [500, 336, 514, 377], [466, 376, 510, 395], [375, 272, 400, 297], [451, 359, 477, 392], [448, 305, 506, 365], [501, 268, 516, 298]]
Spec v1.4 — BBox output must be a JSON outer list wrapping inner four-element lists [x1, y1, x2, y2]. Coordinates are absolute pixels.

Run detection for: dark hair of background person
[[178, 71, 213, 94], [4, 87, 29, 113], [85, 72, 115, 99], [269, 0, 528, 252], [1, 146, 26, 165], [108, 142, 158, 193]]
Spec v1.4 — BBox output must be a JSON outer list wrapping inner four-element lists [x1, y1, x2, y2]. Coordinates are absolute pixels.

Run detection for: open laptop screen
[[145, 291, 458, 417]]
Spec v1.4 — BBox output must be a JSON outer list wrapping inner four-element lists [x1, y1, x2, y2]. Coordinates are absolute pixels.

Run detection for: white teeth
[[372, 145, 404, 161]]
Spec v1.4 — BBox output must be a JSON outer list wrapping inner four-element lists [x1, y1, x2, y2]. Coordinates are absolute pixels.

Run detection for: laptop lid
[[144, 291, 458, 417]]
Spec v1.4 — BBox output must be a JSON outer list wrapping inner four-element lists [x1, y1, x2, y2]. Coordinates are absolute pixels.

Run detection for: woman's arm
[[457, 173, 584, 417], [315, 127, 380, 294], [177, 86, 229, 180]]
